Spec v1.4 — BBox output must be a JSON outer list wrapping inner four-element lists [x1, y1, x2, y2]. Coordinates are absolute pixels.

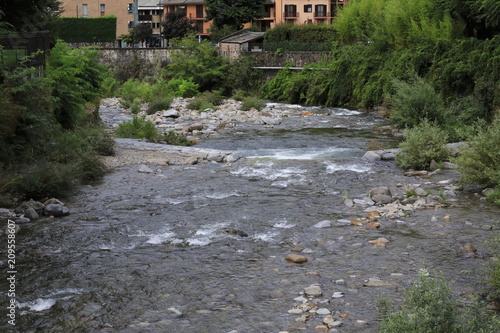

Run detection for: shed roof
[[219, 30, 265, 44]]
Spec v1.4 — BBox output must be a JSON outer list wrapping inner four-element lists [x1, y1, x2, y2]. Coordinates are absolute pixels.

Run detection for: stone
[[322, 315, 334, 325], [368, 238, 389, 248], [43, 198, 64, 206], [185, 156, 198, 165], [261, 116, 281, 125], [335, 279, 345, 285], [381, 153, 396, 161], [138, 165, 154, 173], [369, 187, 391, 197], [350, 218, 364, 226], [223, 228, 248, 237], [414, 187, 427, 196], [163, 110, 179, 118], [167, 307, 183, 317], [429, 159, 439, 171], [0, 208, 11, 215], [329, 321, 343, 328], [371, 194, 393, 205], [362, 151, 381, 161], [304, 285, 322, 297], [462, 243, 477, 257], [331, 292, 344, 298], [343, 198, 354, 207], [313, 220, 332, 228], [15, 199, 44, 214], [366, 211, 380, 219], [315, 325, 328, 331], [316, 308, 331, 315], [286, 254, 308, 263], [207, 151, 226, 162], [24, 207, 39, 220], [363, 277, 392, 287], [288, 309, 304, 314], [225, 152, 242, 163], [426, 195, 444, 206], [405, 170, 428, 176], [355, 320, 369, 327], [367, 222, 381, 228], [43, 204, 70, 217]]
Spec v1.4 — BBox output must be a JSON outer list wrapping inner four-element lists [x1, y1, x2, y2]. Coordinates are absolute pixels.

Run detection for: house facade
[[59, 0, 133, 38], [159, 0, 348, 37]]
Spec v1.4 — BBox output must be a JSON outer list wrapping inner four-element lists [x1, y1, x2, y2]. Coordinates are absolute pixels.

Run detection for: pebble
[[138, 165, 154, 173], [316, 308, 331, 315], [286, 254, 308, 263], [331, 292, 344, 298], [304, 285, 322, 297]]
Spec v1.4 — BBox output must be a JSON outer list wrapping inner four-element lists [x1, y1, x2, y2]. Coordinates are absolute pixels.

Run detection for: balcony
[[314, 11, 330, 18], [283, 11, 298, 19], [139, 14, 153, 21], [188, 13, 205, 19]]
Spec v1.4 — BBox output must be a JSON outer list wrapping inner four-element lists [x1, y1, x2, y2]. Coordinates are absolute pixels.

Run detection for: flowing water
[[1, 105, 498, 333]]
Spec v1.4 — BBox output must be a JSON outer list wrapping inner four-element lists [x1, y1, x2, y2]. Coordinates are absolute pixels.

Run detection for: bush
[[379, 271, 458, 333], [455, 118, 500, 188], [186, 91, 225, 111], [389, 76, 449, 128], [118, 79, 153, 108], [130, 98, 142, 114], [147, 96, 173, 114], [396, 119, 451, 170], [162, 131, 193, 146], [115, 116, 161, 141], [164, 78, 200, 98], [240, 96, 266, 111]]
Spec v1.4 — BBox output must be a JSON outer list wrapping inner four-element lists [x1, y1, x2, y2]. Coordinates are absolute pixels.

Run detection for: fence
[[0, 31, 50, 68]]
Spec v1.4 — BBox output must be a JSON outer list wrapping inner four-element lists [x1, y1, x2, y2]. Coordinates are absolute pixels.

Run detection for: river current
[[1, 104, 498, 332]]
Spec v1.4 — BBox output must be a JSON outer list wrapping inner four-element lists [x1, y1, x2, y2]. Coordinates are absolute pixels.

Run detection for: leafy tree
[[167, 35, 229, 91], [0, 0, 61, 32], [133, 23, 153, 46], [205, 0, 265, 30], [162, 11, 193, 42]]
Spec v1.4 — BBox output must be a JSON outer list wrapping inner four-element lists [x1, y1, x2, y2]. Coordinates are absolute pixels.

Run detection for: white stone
[[288, 309, 304, 314], [313, 220, 332, 228], [304, 285, 322, 297], [138, 165, 154, 173], [316, 308, 331, 315], [332, 292, 344, 298]]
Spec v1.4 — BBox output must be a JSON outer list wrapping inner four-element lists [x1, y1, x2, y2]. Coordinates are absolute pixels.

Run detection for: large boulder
[[44, 204, 70, 217]]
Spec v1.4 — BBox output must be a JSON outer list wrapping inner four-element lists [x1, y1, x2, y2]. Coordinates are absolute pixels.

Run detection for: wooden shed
[[219, 29, 265, 61]]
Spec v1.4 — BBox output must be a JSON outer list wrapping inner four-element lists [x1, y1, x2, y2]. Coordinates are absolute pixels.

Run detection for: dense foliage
[[263, 24, 337, 51], [54, 16, 117, 43], [0, 41, 112, 202], [162, 11, 194, 42], [0, 0, 61, 33], [205, 0, 265, 30]]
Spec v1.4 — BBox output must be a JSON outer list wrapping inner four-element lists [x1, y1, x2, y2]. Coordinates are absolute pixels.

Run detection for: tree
[[205, 0, 265, 30], [133, 23, 153, 46], [0, 0, 61, 32], [162, 11, 193, 42], [167, 35, 229, 91]]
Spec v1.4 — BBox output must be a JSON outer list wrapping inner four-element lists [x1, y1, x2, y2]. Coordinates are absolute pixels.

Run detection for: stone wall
[[98, 48, 173, 80], [246, 51, 331, 68]]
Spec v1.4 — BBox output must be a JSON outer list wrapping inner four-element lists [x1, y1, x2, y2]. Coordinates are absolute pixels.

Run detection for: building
[[219, 29, 265, 61], [59, 0, 133, 38], [136, 0, 164, 45], [159, 0, 348, 37]]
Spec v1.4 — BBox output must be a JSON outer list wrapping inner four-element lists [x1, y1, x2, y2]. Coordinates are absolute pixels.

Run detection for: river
[[1, 103, 498, 332]]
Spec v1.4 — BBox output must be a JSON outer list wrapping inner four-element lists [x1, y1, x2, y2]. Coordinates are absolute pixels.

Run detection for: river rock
[[163, 110, 179, 118], [24, 207, 39, 220], [369, 187, 391, 197], [313, 220, 332, 228], [261, 116, 281, 125], [371, 194, 394, 205], [414, 187, 427, 196], [15, 199, 44, 214], [304, 285, 322, 297], [381, 152, 396, 161], [362, 151, 381, 161], [426, 195, 444, 206], [368, 238, 389, 248], [44, 198, 64, 206], [223, 228, 248, 237], [316, 308, 331, 315], [363, 277, 392, 287], [225, 152, 242, 163], [44, 204, 70, 217], [167, 307, 183, 317], [0, 208, 11, 216], [343, 198, 354, 207], [138, 165, 154, 173], [286, 254, 308, 263]]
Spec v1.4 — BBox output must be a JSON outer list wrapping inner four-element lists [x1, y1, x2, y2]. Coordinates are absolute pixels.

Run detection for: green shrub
[[231, 89, 248, 101], [147, 96, 173, 114], [164, 78, 200, 98], [486, 189, 500, 206], [396, 119, 451, 170], [389, 76, 448, 128], [118, 79, 153, 108], [101, 75, 120, 98], [162, 131, 193, 146], [241, 96, 266, 111], [186, 91, 224, 111], [14, 162, 77, 199], [77, 152, 107, 181], [380, 270, 459, 333], [115, 116, 161, 142], [130, 98, 142, 114], [456, 118, 500, 188]]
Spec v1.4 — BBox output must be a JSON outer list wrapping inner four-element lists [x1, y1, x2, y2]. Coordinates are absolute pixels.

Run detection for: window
[[82, 4, 88, 17], [304, 5, 312, 13], [284, 4, 297, 18], [196, 5, 204, 18], [100, 4, 105, 17], [128, 3, 133, 14], [315, 4, 327, 17]]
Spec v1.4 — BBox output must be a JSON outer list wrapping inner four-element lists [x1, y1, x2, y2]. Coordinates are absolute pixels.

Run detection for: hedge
[[54, 16, 117, 43]]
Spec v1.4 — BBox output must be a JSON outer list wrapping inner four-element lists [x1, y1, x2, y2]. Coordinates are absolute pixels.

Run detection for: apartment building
[[136, 0, 164, 44], [59, 0, 133, 38], [160, 0, 348, 36]]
